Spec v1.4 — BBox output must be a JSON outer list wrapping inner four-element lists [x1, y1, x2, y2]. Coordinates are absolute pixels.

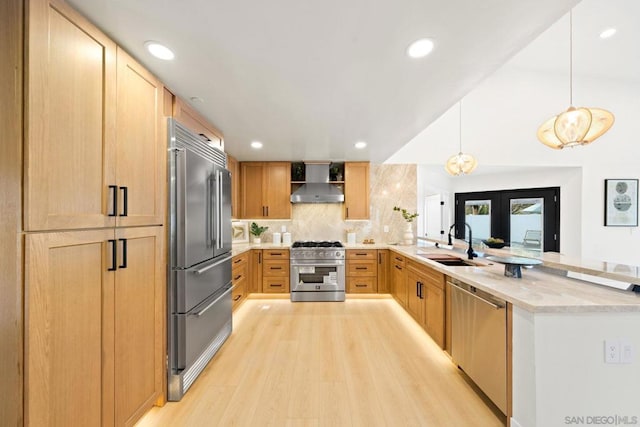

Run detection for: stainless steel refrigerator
[[167, 118, 232, 401]]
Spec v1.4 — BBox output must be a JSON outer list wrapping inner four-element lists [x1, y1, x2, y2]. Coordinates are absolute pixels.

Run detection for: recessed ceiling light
[[250, 141, 263, 149], [354, 141, 367, 149], [406, 38, 434, 58], [144, 41, 175, 60], [599, 28, 617, 39]]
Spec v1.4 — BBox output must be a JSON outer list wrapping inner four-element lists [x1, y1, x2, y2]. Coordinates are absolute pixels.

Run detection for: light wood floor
[[137, 297, 505, 427]]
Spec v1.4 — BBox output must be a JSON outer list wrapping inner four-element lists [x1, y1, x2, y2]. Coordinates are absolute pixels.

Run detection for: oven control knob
[[335, 251, 341, 257]]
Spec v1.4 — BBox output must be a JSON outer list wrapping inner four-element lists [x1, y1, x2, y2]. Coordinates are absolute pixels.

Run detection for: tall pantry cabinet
[[23, 0, 165, 426]]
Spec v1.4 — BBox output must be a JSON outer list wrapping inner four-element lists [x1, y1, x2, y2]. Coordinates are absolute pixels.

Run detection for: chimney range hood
[[290, 162, 344, 203]]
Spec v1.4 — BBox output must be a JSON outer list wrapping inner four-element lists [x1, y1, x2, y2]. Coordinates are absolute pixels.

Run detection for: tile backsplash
[[239, 164, 417, 244]]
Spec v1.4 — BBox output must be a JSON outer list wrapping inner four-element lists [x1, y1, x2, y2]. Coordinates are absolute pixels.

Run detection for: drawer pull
[[233, 295, 241, 301], [269, 252, 283, 256], [270, 284, 283, 287], [234, 275, 242, 281], [234, 258, 242, 264], [395, 265, 402, 270], [355, 252, 368, 256], [355, 267, 368, 270], [395, 257, 403, 261], [355, 284, 367, 287], [270, 266, 282, 270]]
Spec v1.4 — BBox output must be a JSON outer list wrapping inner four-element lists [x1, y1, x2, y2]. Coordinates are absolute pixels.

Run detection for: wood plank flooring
[[137, 297, 505, 427]]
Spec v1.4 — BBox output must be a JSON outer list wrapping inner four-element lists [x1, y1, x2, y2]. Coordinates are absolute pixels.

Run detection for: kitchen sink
[[415, 252, 486, 267]]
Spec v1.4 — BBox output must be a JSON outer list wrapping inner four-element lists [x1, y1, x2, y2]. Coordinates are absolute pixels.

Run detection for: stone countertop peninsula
[[232, 241, 640, 313]]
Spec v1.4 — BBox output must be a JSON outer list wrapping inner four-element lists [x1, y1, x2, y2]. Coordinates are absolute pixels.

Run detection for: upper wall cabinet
[[240, 162, 291, 219], [173, 97, 224, 151], [25, 0, 117, 231], [24, 0, 165, 231], [115, 48, 164, 227], [344, 162, 370, 220]]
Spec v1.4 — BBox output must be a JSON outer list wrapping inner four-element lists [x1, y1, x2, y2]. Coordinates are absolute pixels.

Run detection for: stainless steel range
[[290, 241, 345, 302]]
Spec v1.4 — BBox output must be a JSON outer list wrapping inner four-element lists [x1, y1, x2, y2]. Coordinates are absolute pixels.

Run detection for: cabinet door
[[263, 162, 291, 219], [115, 48, 164, 227], [249, 250, 263, 293], [25, 229, 115, 427], [228, 155, 240, 219], [240, 163, 265, 218], [344, 162, 370, 219], [425, 283, 445, 349], [406, 268, 425, 324], [25, 0, 116, 231], [391, 260, 407, 307], [377, 250, 389, 293], [114, 226, 164, 426]]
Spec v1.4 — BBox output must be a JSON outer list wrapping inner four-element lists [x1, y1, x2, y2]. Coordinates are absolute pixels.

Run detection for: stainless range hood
[[290, 162, 344, 203]]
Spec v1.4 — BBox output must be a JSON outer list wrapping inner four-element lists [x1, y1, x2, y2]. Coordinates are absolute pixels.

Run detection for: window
[[454, 187, 560, 253]]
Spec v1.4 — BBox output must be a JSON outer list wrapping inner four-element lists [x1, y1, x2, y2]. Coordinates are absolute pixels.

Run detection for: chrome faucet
[[448, 222, 477, 260]]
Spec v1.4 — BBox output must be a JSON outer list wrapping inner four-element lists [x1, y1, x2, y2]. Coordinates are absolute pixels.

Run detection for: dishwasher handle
[[449, 281, 505, 310]]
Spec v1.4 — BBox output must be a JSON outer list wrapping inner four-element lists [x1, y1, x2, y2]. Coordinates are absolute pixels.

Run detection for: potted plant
[[249, 222, 268, 244], [393, 206, 419, 245]]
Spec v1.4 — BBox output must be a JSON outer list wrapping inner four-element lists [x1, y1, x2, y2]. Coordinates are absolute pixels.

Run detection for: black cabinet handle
[[395, 265, 402, 270], [118, 238, 127, 269], [108, 239, 117, 271], [266, 206, 269, 216], [418, 282, 424, 299], [259, 252, 262, 263], [234, 274, 242, 281], [355, 267, 367, 270], [233, 294, 241, 301], [119, 186, 128, 216], [108, 185, 118, 217], [378, 253, 382, 263]]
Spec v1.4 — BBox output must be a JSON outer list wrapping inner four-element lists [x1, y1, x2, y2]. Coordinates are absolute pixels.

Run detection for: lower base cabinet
[[25, 226, 164, 426], [262, 249, 290, 293], [232, 252, 249, 309], [404, 257, 445, 348]]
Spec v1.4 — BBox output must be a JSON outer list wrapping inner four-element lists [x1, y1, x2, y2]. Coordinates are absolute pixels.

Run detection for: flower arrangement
[[393, 206, 419, 222]]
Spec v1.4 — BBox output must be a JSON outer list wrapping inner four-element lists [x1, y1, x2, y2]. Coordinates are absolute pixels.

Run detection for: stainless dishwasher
[[449, 277, 507, 414]]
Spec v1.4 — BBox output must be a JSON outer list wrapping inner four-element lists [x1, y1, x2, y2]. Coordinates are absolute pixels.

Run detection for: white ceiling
[[67, 0, 580, 162]]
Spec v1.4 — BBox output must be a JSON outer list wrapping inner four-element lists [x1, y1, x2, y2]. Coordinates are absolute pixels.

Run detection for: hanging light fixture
[[537, 11, 614, 149], [445, 100, 477, 176]]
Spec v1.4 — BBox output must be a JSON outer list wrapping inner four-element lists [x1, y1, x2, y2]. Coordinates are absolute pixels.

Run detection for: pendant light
[[445, 100, 477, 176], [537, 11, 614, 149]]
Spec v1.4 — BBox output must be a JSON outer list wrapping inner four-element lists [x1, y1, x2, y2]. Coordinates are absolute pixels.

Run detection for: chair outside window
[[523, 230, 542, 248]]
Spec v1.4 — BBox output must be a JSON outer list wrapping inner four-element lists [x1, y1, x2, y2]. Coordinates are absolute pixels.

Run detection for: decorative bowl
[[483, 239, 506, 249]]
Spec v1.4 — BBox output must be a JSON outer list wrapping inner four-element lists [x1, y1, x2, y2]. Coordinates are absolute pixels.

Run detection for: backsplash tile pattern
[[241, 164, 417, 244]]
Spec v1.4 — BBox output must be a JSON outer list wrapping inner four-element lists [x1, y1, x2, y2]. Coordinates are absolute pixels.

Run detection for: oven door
[[290, 260, 345, 292]]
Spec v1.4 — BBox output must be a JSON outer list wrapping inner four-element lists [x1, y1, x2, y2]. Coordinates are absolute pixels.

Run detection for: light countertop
[[232, 241, 640, 313]]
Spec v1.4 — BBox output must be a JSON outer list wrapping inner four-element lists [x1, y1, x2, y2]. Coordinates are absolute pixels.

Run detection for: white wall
[[512, 306, 640, 427]]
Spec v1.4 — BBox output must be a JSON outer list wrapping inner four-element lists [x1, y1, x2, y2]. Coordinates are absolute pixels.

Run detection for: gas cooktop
[[291, 241, 344, 248]]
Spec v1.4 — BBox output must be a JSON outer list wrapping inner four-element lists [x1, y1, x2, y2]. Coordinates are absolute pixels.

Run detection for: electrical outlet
[[605, 340, 620, 364], [620, 340, 634, 364], [383, 225, 389, 233]]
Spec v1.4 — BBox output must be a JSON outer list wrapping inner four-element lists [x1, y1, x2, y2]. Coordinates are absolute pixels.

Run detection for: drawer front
[[392, 252, 405, 266], [263, 249, 289, 260], [347, 276, 377, 293], [347, 260, 377, 276], [232, 275, 246, 309], [263, 259, 289, 277], [232, 263, 248, 285], [347, 249, 376, 260], [262, 276, 290, 293], [232, 252, 249, 270]]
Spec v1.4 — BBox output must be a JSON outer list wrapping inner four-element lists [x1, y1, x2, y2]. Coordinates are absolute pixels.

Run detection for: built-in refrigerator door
[[174, 147, 217, 268], [212, 165, 232, 259]]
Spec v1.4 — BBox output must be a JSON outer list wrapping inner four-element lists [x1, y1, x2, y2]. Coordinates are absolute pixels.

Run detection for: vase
[[253, 237, 261, 244], [403, 222, 414, 245]]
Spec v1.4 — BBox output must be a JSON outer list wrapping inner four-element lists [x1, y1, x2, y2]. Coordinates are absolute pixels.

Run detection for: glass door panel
[[509, 198, 543, 253], [464, 200, 491, 243]]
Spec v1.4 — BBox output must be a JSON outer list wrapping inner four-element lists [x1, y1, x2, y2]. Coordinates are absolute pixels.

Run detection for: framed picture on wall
[[232, 221, 249, 243], [604, 179, 638, 227]]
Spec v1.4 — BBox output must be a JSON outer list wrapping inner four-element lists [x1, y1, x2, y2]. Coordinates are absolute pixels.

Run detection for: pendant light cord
[[459, 100, 463, 152], [569, 10, 573, 106]]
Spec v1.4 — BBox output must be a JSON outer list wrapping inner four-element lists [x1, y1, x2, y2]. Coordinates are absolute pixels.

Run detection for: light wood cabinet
[[391, 252, 407, 307], [346, 249, 377, 293], [249, 249, 263, 293], [115, 48, 164, 227], [404, 259, 446, 348], [173, 97, 223, 150], [25, 226, 163, 426], [262, 249, 290, 293], [25, 2, 164, 231], [240, 162, 291, 219], [344, 162, 370, 220], [406, 260, 426, 325], [377, 250, 390, 293], [227, 155, 240, 219], [114, 226, 164, 426], [25, 0, 117, 231], [232, 252, 249, 309]]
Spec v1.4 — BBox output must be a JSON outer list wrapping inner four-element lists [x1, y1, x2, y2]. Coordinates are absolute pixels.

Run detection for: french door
[[454, 187, 560, 253]]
